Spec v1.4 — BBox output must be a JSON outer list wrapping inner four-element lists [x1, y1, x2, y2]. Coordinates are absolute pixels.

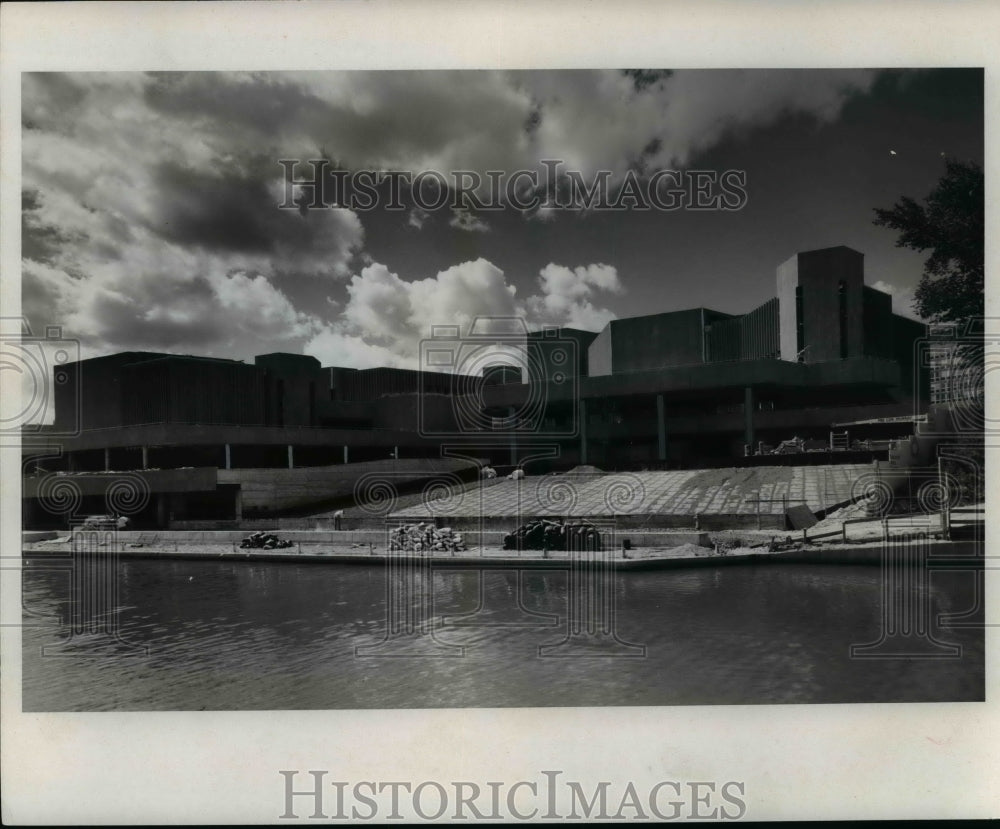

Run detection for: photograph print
[[17, 67, 986, 712]]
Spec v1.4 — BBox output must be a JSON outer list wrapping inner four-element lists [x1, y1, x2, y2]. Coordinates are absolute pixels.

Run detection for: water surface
[[21, 557, 984, 710]]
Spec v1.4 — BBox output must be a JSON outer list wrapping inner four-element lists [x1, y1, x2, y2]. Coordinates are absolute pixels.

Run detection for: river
[[21, 557, 984, 710]]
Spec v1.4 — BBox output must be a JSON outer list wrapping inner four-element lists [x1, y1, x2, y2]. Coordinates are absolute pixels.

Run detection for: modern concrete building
[[22, 245, 929, 527]]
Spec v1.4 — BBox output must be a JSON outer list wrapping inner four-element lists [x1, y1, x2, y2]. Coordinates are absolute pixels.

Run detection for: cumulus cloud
[[305, 258, 623, 369], [21, 72, 363, 366], [527, 263, 622, 331], [871, 279, 924, 321], [306, 259, 520, 367]]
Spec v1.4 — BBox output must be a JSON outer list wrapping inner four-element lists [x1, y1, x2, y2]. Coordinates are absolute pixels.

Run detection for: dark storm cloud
[[153, 160, 277, 253], [21, 72, 88, 132], [141, 71, 535, 172], [143, 71, 329, 139], [88, 274, 223, 349], [22, 189, 77, 264], [150, 155, 363, 274]]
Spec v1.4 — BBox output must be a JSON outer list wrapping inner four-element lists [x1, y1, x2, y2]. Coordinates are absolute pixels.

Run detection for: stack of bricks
[[387, 523, 467, 554]]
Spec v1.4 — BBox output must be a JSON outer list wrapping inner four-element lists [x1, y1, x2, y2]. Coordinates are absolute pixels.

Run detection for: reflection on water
[[21, 557, 984, 711]]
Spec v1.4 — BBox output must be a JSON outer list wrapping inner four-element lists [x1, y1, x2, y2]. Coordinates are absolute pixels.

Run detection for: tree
[[873, 159, 984, 324], [875, 161, 985, 509]]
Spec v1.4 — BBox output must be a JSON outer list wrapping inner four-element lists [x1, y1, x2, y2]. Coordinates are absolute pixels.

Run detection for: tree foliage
[[873, 160, 984, 324]]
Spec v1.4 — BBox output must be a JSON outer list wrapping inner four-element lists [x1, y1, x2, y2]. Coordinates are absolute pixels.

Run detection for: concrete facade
[[24, 244, 929, 528], [777, 246, 867, 363]]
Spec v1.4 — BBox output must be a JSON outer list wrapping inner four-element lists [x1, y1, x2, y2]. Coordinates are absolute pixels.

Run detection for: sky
[[21, 68, 983, 373]]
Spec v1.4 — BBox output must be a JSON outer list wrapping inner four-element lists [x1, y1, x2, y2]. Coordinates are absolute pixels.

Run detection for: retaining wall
[[54, 528, 711, 549]]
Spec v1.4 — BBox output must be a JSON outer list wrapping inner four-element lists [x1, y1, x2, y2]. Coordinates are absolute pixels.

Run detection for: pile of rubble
[[503, 520, 602, 552], [387, 523, 467, 554], [239, 531, 294, 550]]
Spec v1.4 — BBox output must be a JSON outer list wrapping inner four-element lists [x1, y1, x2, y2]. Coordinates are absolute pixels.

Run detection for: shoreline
[[22, 537, 983, 569]]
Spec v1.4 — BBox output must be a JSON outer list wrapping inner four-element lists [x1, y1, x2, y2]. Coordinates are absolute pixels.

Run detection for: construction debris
[[387, 523, 467, 554], [239, 531, 294, 550], [503, 520, 601, 552]]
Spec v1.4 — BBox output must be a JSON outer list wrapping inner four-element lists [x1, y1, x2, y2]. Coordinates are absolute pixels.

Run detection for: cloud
[[22, 233, 321, 362], [21, 68, 872, 383], [21, 72, 364, 367], [527, 205, 558, 222], [526, 263, 622, 331], [305, 258, 623, 369], [305, 259, 518, 369], [871, 279, 924, 321], [408, 208, 430, 229], [303, 328, 406, 370], [126, 69, 876, 202], [448, 209, 490, 233]]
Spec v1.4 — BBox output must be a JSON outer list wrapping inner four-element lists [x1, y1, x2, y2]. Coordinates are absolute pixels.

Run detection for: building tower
[[776, 246, 866, 363]]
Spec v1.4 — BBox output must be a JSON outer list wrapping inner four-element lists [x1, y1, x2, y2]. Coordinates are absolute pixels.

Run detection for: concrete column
[[343, 445, 349, 464], [287, 445, 294, 469], [22, 496, 36, 530], [156, 493, 168, 528], [234, 487, 243, 522], [67, 452, 76, 472], [744, 387, 755, 448], [580, 398, 588, 466], [104, 447, 110, 472], [656, 394, 667, 462], [393, 446, 399, 460], [141, 446, 149, 470], [224, 443, 231, 470], [509, 406, 517, 466]]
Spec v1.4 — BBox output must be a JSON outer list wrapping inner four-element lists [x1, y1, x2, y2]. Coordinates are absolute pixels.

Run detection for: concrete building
[[23, 245, 929, 527]]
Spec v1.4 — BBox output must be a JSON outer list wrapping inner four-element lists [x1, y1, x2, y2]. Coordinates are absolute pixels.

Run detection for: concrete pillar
[[224, 443, 231, 470], [287, 445, 294, 469], [156, 493, 168, 528], [509, 406, 517, 466], [104, 447, 110, 472], [141, 446, 149, 470], [744, 387, 755, 448], [234, 487, 243, 522], [393, 446, 399, 460], [656, 394, 667, 462], [67, 452, 76, 472], [343, 445, 349, 464], [22, 496, 36, 530], [580, 399, 588, 466]]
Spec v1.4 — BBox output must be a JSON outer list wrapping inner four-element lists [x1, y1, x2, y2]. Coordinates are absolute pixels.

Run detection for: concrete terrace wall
[[391, 465, 873, 522], [218, 457, 479, 513]]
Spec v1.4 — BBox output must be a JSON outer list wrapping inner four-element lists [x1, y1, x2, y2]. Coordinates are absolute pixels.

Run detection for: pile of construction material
[[239, 531, 294, 550], [503, 520, 602, 552], [387, 523, 467, 554]]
